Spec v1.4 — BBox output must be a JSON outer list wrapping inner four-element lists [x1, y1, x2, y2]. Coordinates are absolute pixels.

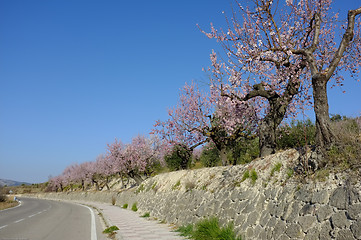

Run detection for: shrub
[[327, 116, 361, 169], [141, 212, 150, 218], [176, 217, 242, 240], [131, 203, 138, 212], [164, 144, 192, 171], [200, 144, 221, 167], [122, 203, 128, 209], [231, 137, 259, 165], [0, 187, 6, 202], [277, 119, 316, 150]]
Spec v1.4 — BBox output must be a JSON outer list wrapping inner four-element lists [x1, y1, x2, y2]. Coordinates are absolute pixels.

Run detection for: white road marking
[[0, 225, 8, 230], [80, 205, 97, 240], [14, 218, 24, 223]]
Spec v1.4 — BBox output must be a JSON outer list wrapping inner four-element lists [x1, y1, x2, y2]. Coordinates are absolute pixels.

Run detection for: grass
[[141, 212, 150, 218], [103, 225, 119, 234], [250, 169, 258, 185], [0, 201, 19, 211], [172, 180, 181, 191], [241, 170, 250, 182], [103, 225, 119, 239], [270, 162, 282, 177], [131, 202, 138, 212], [176, 217, 242, 240], [122, 203, 128, 209]]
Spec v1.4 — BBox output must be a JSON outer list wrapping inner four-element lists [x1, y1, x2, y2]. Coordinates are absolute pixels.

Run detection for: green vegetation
[[286, 168, 294, 178], [103, 225, 119, 238], [141, 212, 150, 218], [250, 169, 258, 185], [131, 202, 138, 212], [164, 144, 192, 171], [172, 180, 181, 191], [277, 119, 316, 150], [200, 144, 221, 167], [103, 225, 119, 234], [122, 203, 128, 209], [241, 170, 250, 182], [176, 217, 242, 240], [270, 163, 282, 177], [136, 184, 145, 194]]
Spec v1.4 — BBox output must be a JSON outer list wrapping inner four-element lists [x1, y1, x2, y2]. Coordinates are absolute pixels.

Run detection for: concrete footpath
[[83, 201, 186, 240]]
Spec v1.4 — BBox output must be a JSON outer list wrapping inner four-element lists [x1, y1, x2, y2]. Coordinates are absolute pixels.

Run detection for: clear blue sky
[[1, 1, 360, 183]]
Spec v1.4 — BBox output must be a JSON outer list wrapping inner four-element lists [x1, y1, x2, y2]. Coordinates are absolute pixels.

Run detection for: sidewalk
[[85, 201, 185, 240]]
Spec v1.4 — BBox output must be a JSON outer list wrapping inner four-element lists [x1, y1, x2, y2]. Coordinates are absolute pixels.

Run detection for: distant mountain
[[0, 178, 30, 187]]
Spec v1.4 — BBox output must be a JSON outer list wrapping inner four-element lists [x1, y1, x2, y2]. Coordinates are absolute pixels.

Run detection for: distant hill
[[0, 178, 30, 187]]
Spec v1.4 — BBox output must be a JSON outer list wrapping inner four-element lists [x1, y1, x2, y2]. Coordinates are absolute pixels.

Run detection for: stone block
[[347, 203, 361, 220], [259, 212, 271, 227], [336, 229, 355, 240], [331, 211, 350, 229], [351, 219, 361, 239], [295, 188, 312, 202], [320, 221, 332, 240], [242, 201, 255, 214], [330, 187, 347, 210], [273, 220, 286, 238], [234, 214, 246, 227], [284, 201, 301, 222], [277, 234, 291, 240], [245, 211, 259, 226], [299, 203, 315, 216], [311, 190, 329, 204], [304, 227, 320, 240], [245, 227, 254, 239], [285, 223, 303, 239], [239, 189, 252, 201], [316, 205, 334, 222], [297, 215, 317, 232]]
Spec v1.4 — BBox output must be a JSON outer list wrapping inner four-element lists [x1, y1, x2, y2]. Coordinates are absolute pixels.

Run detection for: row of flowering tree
[[48, 135, 167, 192], [49, 0, 361, 191]]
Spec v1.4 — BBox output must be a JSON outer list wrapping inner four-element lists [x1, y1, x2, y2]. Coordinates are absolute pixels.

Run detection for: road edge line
[[80, 204, 97, 240]]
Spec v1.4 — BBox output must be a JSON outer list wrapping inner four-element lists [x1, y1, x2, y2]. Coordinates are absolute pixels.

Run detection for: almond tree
[[202, 0, 361, 156], [153, 82, 257, 165], [106, 136, 165, 185]]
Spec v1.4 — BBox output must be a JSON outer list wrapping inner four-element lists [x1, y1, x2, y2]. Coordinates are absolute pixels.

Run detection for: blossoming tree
[[153, 81, 257, 165], [201, 0, 361, 156]]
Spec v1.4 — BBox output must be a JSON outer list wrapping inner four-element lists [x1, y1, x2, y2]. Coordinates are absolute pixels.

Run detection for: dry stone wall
[[35, 150, 361, 240]]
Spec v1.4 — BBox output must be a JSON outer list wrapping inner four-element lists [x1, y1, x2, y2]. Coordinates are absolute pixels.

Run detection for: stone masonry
[[35, 149, 361, 239]]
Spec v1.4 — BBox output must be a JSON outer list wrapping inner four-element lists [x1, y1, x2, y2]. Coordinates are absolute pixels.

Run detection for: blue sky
[[1, 0, 360, 183]]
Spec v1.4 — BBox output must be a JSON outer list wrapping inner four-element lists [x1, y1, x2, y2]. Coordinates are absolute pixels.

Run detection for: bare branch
[[326, 7, 361, 80]]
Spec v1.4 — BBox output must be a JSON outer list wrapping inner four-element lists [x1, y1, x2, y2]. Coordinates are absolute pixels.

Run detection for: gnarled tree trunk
[[312, 75, 336, 149]]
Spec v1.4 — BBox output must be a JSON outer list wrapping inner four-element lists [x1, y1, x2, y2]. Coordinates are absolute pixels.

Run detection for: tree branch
[[325, 7, 361, 80]]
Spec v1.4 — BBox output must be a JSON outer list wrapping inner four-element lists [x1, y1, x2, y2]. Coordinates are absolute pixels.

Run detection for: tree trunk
[[259, 117, 276, 157], [219, 148, 229, 166], [312, 75, 336, 149], [128, 171, 143, 185]]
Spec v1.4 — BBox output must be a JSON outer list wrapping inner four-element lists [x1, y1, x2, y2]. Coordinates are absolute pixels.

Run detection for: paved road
[[0, 198, 106, 240]]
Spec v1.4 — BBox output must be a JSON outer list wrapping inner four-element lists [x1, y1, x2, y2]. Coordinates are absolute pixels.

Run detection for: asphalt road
[[0, 197, 106, 240]]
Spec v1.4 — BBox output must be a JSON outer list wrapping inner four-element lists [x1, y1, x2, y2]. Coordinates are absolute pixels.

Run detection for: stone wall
[[34, 150, 361, 240]]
